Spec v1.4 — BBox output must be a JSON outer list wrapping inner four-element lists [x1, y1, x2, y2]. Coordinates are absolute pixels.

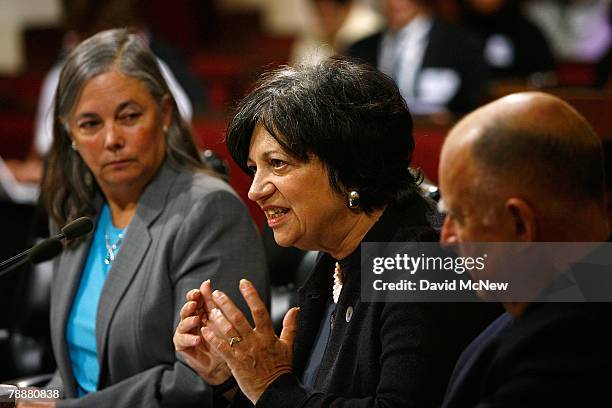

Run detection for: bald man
[[438, 92, 612, 407]]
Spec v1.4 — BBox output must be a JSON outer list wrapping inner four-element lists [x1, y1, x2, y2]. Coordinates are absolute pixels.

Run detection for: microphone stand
[[0, 217, 92, 279], [0, 238, 62, 279], [0, 248, 36, 277]]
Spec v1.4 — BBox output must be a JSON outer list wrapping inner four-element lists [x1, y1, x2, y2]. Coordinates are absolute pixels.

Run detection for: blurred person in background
[[525, 0, 612, 64], [174, 57, 494, 407], [5, 0, 204, 188], [22, 28, 267, 408], [290, 0, 384, 64], [348, 0, 488, 117], [458, 0, 556, 81]]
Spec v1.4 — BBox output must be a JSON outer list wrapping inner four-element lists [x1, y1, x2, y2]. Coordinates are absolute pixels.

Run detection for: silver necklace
[[104, 231, 125, 265]]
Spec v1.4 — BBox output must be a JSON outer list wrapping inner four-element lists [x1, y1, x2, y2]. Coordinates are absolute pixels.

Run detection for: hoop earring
[[348, 191, 360, 209]]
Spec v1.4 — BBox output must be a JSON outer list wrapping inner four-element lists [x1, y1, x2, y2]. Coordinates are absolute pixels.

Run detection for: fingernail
[[239, 279, 250, 289], [212, 290, 224, 299], [204, 279, 210, 285]]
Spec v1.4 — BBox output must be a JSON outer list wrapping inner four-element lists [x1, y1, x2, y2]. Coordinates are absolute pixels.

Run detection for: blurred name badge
[[0, 384, 16, 407], [418, 68, 460, 106]]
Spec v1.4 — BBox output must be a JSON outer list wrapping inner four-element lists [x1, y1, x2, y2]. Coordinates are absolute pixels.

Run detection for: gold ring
[[229, 336, 242, 347]]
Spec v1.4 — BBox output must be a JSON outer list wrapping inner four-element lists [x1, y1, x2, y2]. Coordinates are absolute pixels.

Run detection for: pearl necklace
[[333, 262, 344, 304]]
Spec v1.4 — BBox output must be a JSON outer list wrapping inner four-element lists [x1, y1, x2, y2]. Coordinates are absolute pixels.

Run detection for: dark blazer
[[462, 3, 555, 79], [348, 20, 487, 115], [442, 302, 612, 407], [235, 195, 496, 408], [48, 162, 268, 407]]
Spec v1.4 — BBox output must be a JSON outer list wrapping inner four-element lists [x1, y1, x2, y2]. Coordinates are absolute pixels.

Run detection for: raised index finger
[[239, 279, 274, 334], [199, 279, 216, 314]]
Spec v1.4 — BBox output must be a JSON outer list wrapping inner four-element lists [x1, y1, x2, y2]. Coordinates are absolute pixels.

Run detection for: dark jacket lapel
[[294, 195, 438, 388], [443, 313, 513, 406], [318, 195, 439, 389], [293, 253, 333, 377]]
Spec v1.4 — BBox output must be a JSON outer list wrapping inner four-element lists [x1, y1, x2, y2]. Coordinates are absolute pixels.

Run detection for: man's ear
[[505, 197, 536, 242]]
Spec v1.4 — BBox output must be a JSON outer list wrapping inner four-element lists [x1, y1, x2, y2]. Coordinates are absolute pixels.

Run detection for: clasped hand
[[173, 280, 232, 386], [174, 279, 299, 404]]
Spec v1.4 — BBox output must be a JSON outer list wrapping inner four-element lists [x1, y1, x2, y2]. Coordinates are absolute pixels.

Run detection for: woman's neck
[[327, 208, 385, 260], [106, 198, 138, 228]]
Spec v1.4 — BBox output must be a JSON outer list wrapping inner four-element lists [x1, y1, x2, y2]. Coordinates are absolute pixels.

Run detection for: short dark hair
[[42, 28, 206, 228], [226, 57, 418, 213]]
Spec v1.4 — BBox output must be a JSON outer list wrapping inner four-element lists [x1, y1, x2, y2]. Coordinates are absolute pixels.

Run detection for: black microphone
[[0, 216, 94, 278], [57, 217, 94, 241], [29, 238, 64, 264]]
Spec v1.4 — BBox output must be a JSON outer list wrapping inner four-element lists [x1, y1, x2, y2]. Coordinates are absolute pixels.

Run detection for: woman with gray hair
[[36, 28, 267, 407]]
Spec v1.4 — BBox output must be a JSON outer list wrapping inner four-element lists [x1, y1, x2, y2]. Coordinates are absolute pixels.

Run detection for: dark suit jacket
[[462, 3, 555, 79], [348, 20, 487, 115], [442, 302, 612, 407], [48, 162, 268, 407], [230, 195, 496, 407]]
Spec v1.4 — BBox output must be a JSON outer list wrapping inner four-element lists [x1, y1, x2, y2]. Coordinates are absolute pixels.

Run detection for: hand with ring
[[202, 279, 300, 404], [173, 280, 233, 386]]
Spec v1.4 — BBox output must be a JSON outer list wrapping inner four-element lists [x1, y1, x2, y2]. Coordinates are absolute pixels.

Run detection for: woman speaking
[[175, 57, 474, 407]]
